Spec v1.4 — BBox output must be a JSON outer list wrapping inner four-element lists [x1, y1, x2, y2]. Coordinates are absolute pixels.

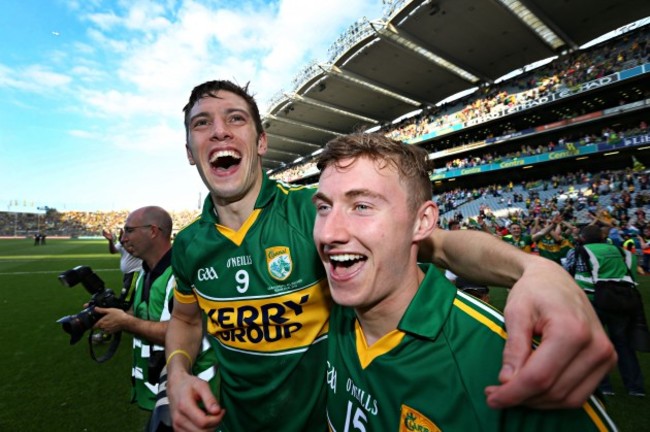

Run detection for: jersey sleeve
[[283, 183, 318, 234], [171, 229, 198, 303]]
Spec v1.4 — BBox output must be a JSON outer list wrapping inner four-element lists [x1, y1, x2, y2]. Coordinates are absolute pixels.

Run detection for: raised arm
[[531, 219, 555, 243], [102, 229, 118, 254], [166, 299, 224, 431], [420, 228, 616, 409]]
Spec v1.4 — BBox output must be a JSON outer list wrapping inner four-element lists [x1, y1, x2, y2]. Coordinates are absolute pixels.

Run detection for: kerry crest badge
[[266, 246, 292, 281]]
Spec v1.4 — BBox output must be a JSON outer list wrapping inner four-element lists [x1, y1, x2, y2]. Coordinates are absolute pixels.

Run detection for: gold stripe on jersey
[[453, 297, 508, 340], [196, 280, 330, 354], [216, 209, 262, 246], [583, 400, 612, 432], [276, 182, 314, 195], [174, 289, 197, 304], [355, 320, 405, 369], [454, 295, 616, 430]]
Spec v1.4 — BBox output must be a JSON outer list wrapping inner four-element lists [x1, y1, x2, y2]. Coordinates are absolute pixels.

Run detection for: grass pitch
[[0, 238, 648, 431], [0, 239, 149, 431]]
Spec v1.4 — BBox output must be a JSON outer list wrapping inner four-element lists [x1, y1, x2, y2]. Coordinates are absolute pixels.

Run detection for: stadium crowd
[[385, 25, 648, 143], [269, 25, 648, 183], [437, 122, 648, 172], [436, 168, 650, 269], [3, 169, 649, 243], [0, 209, 200, 238]]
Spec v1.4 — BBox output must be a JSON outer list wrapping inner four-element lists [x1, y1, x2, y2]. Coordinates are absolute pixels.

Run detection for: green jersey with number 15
[[326, 264, 617, 432]]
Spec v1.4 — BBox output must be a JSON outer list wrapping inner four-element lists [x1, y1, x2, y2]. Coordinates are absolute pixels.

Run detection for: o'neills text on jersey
[[227, 255, 252, 268], [347, 378, 379, 415]]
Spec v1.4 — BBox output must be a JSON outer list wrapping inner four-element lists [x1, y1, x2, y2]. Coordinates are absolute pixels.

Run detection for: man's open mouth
[[329, 253, 367, 269], [209, 150, 241, 170]]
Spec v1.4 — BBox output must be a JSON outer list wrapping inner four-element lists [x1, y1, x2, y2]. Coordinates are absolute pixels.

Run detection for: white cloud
[[68, 129, 95, 139], [70, 64, 107, 83], [3, 0, 385, 211], [0, 64, 72, 92], [65, 0, 384, 155], [85, 11, 122, 31]]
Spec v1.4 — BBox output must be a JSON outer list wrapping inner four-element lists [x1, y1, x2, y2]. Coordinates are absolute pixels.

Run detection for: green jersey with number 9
[[173, 174, 331, 431]]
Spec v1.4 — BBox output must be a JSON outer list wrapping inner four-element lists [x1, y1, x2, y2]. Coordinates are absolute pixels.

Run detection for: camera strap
[[88, 329, 122, 363]]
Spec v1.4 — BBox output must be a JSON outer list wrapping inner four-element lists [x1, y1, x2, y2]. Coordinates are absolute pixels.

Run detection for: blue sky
[[0, 0, 384, 213]]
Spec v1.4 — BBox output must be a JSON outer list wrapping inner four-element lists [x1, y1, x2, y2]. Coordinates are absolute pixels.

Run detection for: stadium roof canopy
[[261, 0, 650, 172]]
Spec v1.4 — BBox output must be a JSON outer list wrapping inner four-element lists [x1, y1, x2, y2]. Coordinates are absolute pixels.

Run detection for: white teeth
[[209, 150, 241, 163], [330, 253, 364, 262]]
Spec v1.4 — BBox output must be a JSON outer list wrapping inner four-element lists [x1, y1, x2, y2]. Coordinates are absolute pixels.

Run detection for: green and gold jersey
[[173, 174, 331, 432], [502, 234, 533, 253], [537, 234, 573, 263], [326, 264, 617, 432]]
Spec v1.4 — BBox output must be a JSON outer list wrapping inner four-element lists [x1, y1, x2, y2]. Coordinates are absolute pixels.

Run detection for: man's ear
[[413, 201, 438, 242], [186, 144, 196, 165], [257, 132, 268, 156]]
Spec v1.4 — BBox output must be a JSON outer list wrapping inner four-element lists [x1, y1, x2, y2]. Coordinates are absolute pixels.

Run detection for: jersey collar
[[397, 263, 456, 340], [199, 171, 275, 224]]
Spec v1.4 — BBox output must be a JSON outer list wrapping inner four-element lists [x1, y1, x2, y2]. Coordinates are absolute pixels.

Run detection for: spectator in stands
[[641, 226, 650, 273], [532, 215, 573, 264], [445, 219, 491, 302], [93, 206, 218, 422], [164, 80, 615, 431], [566, 225, 646, 398], [633, 209, 647, 231], [502, 222, 533, 253]]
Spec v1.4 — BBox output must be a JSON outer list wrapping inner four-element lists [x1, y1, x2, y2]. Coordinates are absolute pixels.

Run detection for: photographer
[[566, 224, 646, 397], [94, 206, 217, 414]]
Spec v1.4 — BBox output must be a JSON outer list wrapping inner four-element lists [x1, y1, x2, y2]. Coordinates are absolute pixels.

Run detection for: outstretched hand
[[485, 259, 616, 409], [168, 370, 225, 432], [102, 229, 113, 241]]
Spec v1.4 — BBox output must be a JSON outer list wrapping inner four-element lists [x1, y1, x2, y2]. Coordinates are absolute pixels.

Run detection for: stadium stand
[[3, 3, 649, 243], [268, 22, 649, 226], [0, 210, 200, 238]]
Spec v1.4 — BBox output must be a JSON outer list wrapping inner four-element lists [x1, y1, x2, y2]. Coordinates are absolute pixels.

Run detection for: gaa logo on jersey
[[265, 246, 293, 281]]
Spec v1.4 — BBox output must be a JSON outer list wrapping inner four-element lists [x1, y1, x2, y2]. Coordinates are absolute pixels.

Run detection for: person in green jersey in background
[[93, 206, 217, 425], [502, 222, 533, 253], [532, 215, 574, 263], [314, 133, 617, 431], [165, 80, 615, 431]]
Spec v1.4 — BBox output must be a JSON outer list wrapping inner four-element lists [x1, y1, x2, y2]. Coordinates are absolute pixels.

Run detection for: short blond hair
[[317, 132, 432, 211]]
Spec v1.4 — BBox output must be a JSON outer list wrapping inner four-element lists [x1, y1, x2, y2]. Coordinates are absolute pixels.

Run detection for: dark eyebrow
[[345, 189, 387, 202], [189, 111, 209, 125], [312, 190, 330, 204], [312, 189, 386, 203], [189, 108, 250, 125]]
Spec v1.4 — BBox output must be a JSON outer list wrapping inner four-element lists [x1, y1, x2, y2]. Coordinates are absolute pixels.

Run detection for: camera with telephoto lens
[[57, 265, 130, 345]]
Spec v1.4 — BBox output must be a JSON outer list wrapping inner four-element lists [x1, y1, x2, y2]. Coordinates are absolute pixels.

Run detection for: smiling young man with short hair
[[314, 133, 617, 431]]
